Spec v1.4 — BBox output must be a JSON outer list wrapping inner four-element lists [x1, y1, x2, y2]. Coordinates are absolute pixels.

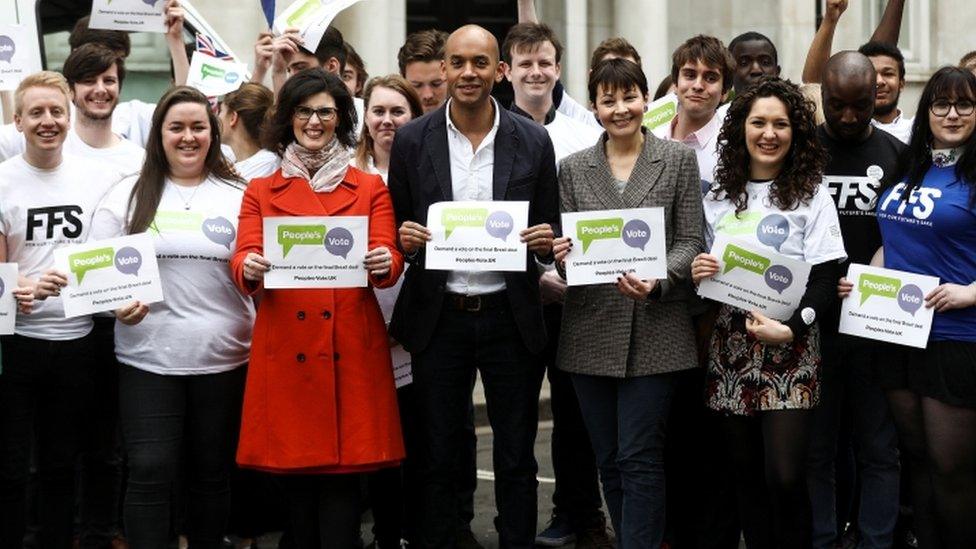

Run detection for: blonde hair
[[14, 71, 71, 115], [354, 75, 423, 171]]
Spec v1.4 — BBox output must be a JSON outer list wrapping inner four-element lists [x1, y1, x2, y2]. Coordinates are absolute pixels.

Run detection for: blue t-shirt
[[877, 164, 976, 342]]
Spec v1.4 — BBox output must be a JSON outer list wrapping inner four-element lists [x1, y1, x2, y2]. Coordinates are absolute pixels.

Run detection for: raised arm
[[518, 0, 539, 24], [802, 0, 848, 84], [870, 0, 905, 45], [165, 0, 189, 86]]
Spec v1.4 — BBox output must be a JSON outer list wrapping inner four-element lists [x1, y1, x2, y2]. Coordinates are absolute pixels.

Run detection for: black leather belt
[[444, 291, 508, 312]]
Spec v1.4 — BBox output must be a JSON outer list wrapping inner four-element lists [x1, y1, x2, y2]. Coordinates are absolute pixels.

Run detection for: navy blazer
[[387, 102, 559, 354]]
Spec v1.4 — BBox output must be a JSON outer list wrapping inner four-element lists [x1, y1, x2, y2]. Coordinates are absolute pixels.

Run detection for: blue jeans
[[807, 336, 899, 549], [571, 372, 675, 549]]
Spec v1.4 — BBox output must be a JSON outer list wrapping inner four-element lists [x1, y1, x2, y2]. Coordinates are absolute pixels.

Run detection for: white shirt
[[703, 181, 848, 264], [444, 98, 505, 295], [556, 91, 602, 129], [354, 97, 365, 135], [0, 154, 117, 340], [234, 149, 280, 181], [63, 132, 145, 182], [654, 111, 722, 186], [871, 110, 913, 145], [90, 175, 254, 375], [546, 110, 603, 166]]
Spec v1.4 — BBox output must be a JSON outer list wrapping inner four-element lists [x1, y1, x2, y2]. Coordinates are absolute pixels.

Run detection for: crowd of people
[[0, 0, 975, 548]]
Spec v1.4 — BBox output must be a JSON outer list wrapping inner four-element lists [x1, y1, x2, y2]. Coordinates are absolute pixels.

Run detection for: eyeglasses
[[294, 106, 338, 121], [930, 99, 976, 117]]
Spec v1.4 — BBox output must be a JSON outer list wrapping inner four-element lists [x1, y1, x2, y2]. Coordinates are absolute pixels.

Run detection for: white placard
[[643, 92, 678, 130], [53, 233, 164, 318], [560, 207, 667, 286], [697, 234, 812, 321], [263, 216, 368, 289], [0, 263, 18, 335], [273, 0, 363, 54], [392, 345, 412, 388], [89, 0, 167, 34], [838, 263, 938, 349], [425, 201, 529, 272], [0, 25, 40, 92], [186, 52, 247, 97]]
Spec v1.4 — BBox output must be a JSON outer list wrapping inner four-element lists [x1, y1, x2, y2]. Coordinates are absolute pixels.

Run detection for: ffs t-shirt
[[703, 181, 848, 265], [90, 175, 255, 374], [0, 154, 117, 339], [877, 165, 976, 341]]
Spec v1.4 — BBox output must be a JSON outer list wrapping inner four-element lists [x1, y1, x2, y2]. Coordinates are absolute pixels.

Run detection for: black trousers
[[412, 298, 544, 548], [0, 332, 96, 549]]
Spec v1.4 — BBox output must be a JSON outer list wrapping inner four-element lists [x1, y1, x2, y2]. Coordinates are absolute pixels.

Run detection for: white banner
[[53, 233, 164, 318], [560, 207, 667, 286], [697, 234, 812, 321], [839, 263, 938, 349], [263, 216, 369, 289], [0, 263, 18, 335], [425, 201, 529, 272], [186, 52, 247, 97], [273, 0, 363, 54], [0, 25, 41, 92], [89, 0, 167, 33]]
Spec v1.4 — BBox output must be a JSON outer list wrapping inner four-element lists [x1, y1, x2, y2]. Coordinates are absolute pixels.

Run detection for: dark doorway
[[406, 0, 518, 107]]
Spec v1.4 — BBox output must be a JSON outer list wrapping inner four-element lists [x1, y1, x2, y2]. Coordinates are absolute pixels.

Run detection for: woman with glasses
[[230, 68, 405, 547], [841, 66, 976, 548]]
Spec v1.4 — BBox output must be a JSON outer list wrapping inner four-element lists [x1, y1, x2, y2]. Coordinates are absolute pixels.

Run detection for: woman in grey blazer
[[551, 58, 704, 549]]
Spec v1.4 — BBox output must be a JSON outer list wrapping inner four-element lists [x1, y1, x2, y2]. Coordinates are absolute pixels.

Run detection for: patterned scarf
[[931, 147, 962, 168], [280, 139, 354, 193]]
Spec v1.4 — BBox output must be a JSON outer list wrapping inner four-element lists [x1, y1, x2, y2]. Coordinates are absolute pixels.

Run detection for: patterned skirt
[[705, 304, 821, 416]]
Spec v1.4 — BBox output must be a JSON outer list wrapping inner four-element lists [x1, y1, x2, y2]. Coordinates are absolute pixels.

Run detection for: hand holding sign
[[560, 208, 667, 286], [243, 253, 272, 282], [925, 283, 976, 313], [35, 269, 69, 300]]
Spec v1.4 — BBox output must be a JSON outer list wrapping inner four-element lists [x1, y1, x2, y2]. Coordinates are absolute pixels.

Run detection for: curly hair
[[713, 76, 826, 215]]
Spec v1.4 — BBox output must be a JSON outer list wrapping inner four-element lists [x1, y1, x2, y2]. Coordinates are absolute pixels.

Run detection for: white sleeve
[[803, 188, 848, 264], [557, 91, 601, 129], [0, 123, 25, 162], [89, 178, 134, 241]]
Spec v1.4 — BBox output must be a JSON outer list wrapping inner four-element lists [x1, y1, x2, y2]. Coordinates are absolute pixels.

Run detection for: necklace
[[171, 180, 202, 210]]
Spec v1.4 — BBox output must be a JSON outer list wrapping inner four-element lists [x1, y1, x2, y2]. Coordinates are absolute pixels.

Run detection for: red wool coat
[[231, 166, 405, 473]]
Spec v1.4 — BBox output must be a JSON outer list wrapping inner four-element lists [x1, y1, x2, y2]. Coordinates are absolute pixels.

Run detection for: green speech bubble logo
[[277, 224, 326, 257], [201, 63, 226, 80], [643, 101, 677, 130], [722, 244, 770, 275], [150, 211, 204, 234], [858, 273, 901, 305], [69, 247, 115, 284], [286, 0, 319, 27], [576, 218, 623, 253], [441, 207, 488, 238], [716, 211, 763, 236]]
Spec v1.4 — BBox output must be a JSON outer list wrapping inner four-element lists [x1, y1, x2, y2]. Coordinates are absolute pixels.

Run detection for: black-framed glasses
[[930, 99, 976, 117], [294, 106, 338, 121]]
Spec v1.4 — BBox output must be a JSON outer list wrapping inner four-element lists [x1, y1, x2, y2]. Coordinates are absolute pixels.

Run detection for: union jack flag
[[195, 33, 234, 62]]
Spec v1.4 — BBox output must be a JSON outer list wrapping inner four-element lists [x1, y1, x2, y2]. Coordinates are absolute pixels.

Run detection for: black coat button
[[296, 353, 306, 363], [321, 310, 331, 319], [333, 352, 340, 361], [297, 311, 305, 320]]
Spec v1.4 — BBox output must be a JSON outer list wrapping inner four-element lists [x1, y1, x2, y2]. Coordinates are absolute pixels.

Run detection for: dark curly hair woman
[[691, 76, 846, 549]]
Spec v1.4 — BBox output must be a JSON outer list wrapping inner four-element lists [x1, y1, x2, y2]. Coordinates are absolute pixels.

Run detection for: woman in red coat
[[230, 68, 405, 548]]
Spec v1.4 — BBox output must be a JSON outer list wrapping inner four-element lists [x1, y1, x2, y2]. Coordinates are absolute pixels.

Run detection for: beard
[[874, 95, 899, 117], [77, 102, 115, 121]]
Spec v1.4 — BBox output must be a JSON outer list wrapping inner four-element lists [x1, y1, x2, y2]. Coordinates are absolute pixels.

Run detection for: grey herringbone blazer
[[556, 131, 704, 378]]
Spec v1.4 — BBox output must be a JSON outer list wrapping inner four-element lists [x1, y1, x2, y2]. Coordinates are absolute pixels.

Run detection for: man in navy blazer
[[388, 24, 558, 549]]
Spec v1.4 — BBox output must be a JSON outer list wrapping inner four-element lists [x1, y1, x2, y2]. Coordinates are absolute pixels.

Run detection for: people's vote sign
[[187, 52, 247, 97], [697, 234, 812, 320], [274, 0, 363, 54], [560, 208, 667, 286], [0, 25, 40, 91], [425, 201, 529, 272], [644, 92, 678, 131], [89, 0, 167, 33], [0, 263, 18, 335], [263, 216, 368, 288], [53, 233, 164, 318], [839, 264, 938, 348]]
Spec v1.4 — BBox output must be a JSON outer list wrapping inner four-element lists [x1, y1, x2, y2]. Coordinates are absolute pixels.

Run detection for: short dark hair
[[589, 37, 642, 71], [314, 26, 348, 72], [68, 16, 131, 58], [858, 41, 906, 80], [588, 57, 648, 104], [397, 29, 449, 76], [728, 31, 778, 64], [62, 43, 126, 90], [501, 23, 563, 65], [671, 34, 735, 93], [262, 68, 357, 153], [344, 43, 368, 89]]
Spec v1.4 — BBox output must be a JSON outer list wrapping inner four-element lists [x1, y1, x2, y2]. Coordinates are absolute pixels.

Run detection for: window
[[867, 0, 931, 75]]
